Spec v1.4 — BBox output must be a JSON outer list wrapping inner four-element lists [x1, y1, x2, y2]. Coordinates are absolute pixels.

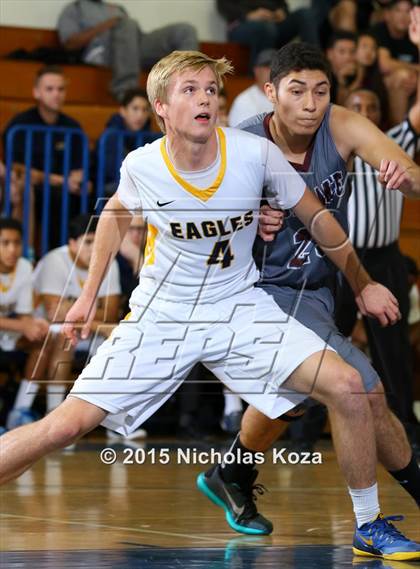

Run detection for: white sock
[[223, 391, 243, 415], [13, 379, 39, 410], [349, 483, 380, 528], [47, 384, 67, 412]]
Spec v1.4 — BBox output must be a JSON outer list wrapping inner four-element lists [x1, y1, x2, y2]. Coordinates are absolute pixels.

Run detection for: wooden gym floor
[[0, 436, 419, 568]]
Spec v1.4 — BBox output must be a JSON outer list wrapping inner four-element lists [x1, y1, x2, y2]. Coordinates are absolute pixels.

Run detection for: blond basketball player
[[0, 52, 413, 557]]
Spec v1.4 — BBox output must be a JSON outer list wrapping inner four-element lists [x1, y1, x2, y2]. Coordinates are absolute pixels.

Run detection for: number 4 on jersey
[[207, 240, 234, 269]]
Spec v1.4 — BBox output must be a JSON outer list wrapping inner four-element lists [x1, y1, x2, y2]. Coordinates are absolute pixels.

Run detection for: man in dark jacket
[[217, 0, 319, 72]]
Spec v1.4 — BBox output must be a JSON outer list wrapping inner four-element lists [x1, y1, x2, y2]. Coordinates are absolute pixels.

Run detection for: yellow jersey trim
[[160, 127, 226, 202], [144, 223, 158, 266]]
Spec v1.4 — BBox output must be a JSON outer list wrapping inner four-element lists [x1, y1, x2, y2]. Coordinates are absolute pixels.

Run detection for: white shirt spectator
[[0, 258, 33, 350], [228, 85, 273, 127], [33, 245, 121, 299]]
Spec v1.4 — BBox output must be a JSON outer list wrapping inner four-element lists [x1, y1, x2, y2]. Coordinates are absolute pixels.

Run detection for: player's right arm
[[62, 194, 135, 345]]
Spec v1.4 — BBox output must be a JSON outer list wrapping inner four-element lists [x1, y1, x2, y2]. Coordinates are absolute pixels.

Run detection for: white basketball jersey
[[117, 127, 305, 304]]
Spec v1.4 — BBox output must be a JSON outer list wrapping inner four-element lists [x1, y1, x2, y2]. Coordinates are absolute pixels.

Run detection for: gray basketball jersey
[[240, 106, 349, 289]]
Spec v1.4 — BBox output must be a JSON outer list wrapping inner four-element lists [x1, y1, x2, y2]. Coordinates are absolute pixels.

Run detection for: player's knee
[[326, 366, 365, 409]]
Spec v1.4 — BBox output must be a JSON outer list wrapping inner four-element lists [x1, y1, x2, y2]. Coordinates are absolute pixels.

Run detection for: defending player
[[197, 41, 420, 560], [0, 51, 417, 559]]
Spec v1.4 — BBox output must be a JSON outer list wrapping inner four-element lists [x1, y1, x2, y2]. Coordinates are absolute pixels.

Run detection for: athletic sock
[[12, 379, 39, 410], [47, 384, 67, 413], [389, 455, 420, 506], [348, 483, 380, 528], [220, 433, 259, 485], [223, 390, 243, 415]]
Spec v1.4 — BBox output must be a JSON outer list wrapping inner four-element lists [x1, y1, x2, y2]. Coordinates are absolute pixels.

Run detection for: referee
[[337, 84, 420, 441]]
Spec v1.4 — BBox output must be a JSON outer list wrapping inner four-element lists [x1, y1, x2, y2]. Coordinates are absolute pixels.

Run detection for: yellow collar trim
[[160, 127, 226, 202], [0, 268, 16, 293]]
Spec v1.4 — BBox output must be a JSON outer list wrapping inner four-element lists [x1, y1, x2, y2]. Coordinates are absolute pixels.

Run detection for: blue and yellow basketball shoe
[[353, 514, 420, 561]]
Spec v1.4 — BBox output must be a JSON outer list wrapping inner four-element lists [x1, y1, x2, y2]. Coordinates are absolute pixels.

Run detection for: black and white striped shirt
[[348, 119, 419, 249]]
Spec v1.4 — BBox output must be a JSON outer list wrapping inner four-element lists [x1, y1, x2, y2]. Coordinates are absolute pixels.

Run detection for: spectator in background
[[228, 49, 274, 126], [312, 0, 377, 40], [57, 0, 198, 101], [326, 31, 361, 104], [0, 218, 49, 431], [0, 161, 27, 233], [8, 214, 122, 428], [356, 32, 389, 124], [217, 0, 318, 73], [372, 0, 419, 124], [99, 88, 152, 195], [3, 65, 89, 251]]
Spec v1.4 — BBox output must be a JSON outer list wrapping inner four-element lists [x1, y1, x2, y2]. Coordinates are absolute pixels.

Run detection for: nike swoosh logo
[[157, 200, 175, 207], [224, 488, 245, 519]]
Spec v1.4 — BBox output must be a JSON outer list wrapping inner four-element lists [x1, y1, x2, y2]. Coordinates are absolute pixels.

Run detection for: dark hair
[[35, 65, 64, 85], [345, 87, 381, 106], [68, 214, 98, 241], [120, 88, 150, 108], [270, 42, 332, 87], [0, 217, 23, 237], [326, 31, 357, 50], [357, 30, 378, 44]]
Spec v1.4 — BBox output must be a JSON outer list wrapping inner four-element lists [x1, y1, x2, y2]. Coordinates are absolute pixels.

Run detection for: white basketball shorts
[[69, 287, 334, 435]]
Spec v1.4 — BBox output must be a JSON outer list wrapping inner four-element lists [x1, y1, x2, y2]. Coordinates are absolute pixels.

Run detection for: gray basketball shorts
[[260, 284, 379, 393]]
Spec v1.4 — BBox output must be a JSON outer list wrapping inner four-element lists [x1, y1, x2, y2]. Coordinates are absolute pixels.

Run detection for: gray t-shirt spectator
[[57, 0, 198, 100]]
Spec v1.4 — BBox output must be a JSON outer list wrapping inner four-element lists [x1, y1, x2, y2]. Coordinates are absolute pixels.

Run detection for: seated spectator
[[356, 31, 389, 124], [228, 49, 275, 127], [0, 218, 49, 430], [57, 0, 198, 101], [10, 214, 121, 426], [3, 65, 90, 252], [98, 88, 152, 195], [0, 161, 28, 237], [371, 0, 419, 124], [313, 0, 377, 36], [217, 0, 318, 73], [326, 31, 361, 104]]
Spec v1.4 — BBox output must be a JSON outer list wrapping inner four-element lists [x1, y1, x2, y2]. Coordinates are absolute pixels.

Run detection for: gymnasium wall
[[0, 0, 311, 41]]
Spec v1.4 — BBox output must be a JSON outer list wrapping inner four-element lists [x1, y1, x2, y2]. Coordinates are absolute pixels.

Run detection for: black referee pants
[[336, 242, 417, 432]]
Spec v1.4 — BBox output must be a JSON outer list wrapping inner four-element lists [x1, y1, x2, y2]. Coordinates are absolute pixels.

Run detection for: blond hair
[[146, 50, 234, 132]]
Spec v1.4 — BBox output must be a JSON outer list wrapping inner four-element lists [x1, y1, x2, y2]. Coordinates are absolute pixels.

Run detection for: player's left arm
[[293, 189, 401, 326], [333, 105, 420, 199]]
